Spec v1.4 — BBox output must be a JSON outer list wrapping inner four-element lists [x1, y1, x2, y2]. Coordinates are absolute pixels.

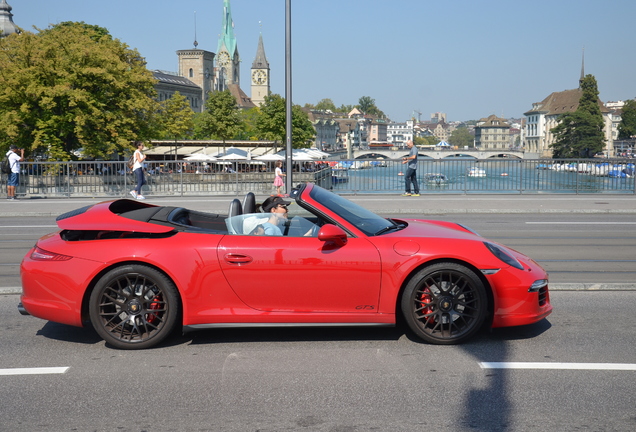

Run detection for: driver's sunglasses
[[277, 204, 288, 210]]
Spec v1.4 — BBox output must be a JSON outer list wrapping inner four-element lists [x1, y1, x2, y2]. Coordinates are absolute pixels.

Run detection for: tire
[[401, 262, 487, 345], [89, 265, 179, 349]]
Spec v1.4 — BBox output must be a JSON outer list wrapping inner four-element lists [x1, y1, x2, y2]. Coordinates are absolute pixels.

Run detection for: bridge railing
[[1, 158, 634, 198]]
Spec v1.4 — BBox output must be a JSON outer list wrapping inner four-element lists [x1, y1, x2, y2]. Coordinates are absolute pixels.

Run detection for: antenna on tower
[[193, 11, 198, 48]]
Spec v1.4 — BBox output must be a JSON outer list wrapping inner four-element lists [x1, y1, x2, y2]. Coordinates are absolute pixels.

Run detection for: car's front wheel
[[401, 262, 487, 345], [89, 265, 179, 349]]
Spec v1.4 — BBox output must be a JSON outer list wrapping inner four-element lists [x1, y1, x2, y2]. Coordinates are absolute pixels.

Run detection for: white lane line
[[480, 362, 636, 371], [526, 222, 636, 225], [0, 225, 57, 228], [0, 367, 70, 376]]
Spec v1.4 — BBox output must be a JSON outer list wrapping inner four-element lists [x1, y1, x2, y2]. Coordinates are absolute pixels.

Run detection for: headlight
[[484, 242, 523, 270], [529, 279, 548, 292]]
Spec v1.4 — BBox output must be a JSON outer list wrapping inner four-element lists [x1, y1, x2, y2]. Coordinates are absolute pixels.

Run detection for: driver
[[258, 196, 291, 236]]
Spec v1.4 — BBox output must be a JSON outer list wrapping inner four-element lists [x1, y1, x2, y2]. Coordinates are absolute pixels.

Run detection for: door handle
[[224, 253, 253, 264]]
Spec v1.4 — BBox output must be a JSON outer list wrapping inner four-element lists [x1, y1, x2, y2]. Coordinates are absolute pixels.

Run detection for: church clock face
[[217, 51, 230, 67], [252, 69, 267, 85]]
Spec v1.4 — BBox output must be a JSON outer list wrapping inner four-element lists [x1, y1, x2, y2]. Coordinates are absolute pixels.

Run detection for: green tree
[[449, 127, 474, 148], [255, 94, 314, 149], [618, 99, 636, 139], [314, 98, 337, 112], [0, 22, 159, 160], [414, 136, 438, 146], [197, 90, 243, 143], [357, 96, 385, 118], [337, 104, 354, 114], [235, 107, 261, 140], [154, 92, 194, 140], [550, 75, 605, 158]]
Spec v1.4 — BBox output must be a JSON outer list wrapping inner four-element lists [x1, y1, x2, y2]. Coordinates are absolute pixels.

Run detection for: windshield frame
[[307, 185, 394, 236]]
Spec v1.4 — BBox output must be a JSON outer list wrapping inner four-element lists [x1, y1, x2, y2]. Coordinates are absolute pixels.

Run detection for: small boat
[[467, 167, 486, 177], [500, 172, 509, 177], [397, 171, 404, 176], [332, 168, 349, 184], [423, 173, 448, 185]]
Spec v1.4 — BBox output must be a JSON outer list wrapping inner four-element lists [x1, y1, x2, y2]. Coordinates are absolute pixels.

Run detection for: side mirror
[[317, 224, 348, 246]]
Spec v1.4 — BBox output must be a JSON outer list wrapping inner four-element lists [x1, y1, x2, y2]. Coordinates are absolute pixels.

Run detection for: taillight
[[30, 246, 72, 261]]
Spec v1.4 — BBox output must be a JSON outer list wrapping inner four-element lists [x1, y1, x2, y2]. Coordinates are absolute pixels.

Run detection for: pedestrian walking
[[273, 160, 286, 196], [401, 140, 419, 196], [5, 145, 24, 200], [129, 142, 147, 200]]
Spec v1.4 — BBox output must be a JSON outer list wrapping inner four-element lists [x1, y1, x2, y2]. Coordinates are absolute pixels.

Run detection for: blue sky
[[11, 0, 636, 122]]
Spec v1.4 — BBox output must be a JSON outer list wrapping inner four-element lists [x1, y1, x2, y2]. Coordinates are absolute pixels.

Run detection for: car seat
[[227, 198, 243, 234], [243, 192, 256, 214]]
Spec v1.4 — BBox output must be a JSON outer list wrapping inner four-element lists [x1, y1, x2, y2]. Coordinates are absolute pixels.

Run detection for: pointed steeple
[[579, 47, 585, 87], [252, 33, 269, 69], [0, 0, 19, 38], [217, 0, 237, 58]]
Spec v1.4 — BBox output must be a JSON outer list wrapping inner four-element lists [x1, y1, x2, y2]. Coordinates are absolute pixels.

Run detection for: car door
[[217, 231, 382, 313]]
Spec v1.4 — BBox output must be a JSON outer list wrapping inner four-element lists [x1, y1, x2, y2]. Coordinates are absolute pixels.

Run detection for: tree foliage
[[255, 94, 314, 148], [618, 99, 636, 139], [196, 90, 243, 142], [550, 75, 605, 158], [357, 96, 385, 118], [314, 98, 337, 112], [449, 127, 474, 148], [154, 91, 194, 140], [0, 22, 159, 160]]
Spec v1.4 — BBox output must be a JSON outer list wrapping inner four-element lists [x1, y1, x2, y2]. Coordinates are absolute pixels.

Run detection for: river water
[[330, 158, 636, 194]]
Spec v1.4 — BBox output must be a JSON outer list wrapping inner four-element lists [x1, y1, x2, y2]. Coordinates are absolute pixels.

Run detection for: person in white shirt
[[5, 145, 23, 200], [129, 142, 146, 200]]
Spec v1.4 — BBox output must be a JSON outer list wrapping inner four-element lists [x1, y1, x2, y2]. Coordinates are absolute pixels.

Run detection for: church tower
[[216, 0, 240, 91], [251, 33, 270, 107], [0, 0, 19, 38]]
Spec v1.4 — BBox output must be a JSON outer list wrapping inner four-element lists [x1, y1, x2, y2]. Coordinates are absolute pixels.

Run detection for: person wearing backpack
[[5, 145, 24, 200]]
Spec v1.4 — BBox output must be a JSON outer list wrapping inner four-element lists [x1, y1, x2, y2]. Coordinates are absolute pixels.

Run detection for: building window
[[189, 68, 194, 78]]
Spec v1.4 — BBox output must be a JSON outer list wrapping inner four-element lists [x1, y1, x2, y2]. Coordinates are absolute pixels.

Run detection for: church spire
[[252, 33, 269, 69], [217, 0, 237, 58], [0, 0, 19, 38], [579, 47, 585, 87]]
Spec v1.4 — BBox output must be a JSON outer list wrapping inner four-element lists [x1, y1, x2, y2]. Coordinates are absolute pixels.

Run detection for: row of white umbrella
[[183, 147, 329, 162]]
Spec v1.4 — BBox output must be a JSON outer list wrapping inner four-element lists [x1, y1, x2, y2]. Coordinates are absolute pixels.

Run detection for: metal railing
[[2, 158, 634, 198]]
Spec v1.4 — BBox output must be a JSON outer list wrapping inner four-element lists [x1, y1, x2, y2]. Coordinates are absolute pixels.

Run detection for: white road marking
[[526, 222, 636, 225], [0, 225, 57, 228], [480, 362, 636, 371], [0, 367, 70, 376]]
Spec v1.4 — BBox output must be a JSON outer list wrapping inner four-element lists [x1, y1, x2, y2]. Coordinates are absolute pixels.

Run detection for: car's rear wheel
[[89, 265, 179, 349], [401, 262, 487, 345]]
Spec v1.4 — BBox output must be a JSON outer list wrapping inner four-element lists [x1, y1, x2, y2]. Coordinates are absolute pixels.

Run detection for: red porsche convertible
[[19, 183, 551, 349]]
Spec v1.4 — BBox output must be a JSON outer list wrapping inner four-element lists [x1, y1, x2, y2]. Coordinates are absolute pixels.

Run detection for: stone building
[[474, 115, 510, 149]]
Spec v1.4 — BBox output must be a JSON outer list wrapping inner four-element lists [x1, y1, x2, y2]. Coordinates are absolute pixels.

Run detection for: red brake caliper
[[146, 296, 162, 325]]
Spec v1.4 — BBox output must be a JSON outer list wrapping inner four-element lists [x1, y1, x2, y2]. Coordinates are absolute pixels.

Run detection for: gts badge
[[355, 305, 375, 310]]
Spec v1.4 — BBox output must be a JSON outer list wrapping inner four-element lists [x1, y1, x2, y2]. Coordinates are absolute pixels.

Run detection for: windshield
[[308, 185, 395, 236]]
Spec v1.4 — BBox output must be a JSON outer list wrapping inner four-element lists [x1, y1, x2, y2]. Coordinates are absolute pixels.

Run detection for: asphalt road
[[2, 211, 636, 430], [2, 212, 636, 291], [1, 291, 635, 431]]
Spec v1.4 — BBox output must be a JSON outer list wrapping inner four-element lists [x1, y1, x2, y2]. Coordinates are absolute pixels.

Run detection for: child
[[273, 160, 285, 196]]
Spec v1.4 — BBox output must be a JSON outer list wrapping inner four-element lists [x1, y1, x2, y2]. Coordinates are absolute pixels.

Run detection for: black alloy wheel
[[89, 265, 179, 349], [401, 262, 487, 345]]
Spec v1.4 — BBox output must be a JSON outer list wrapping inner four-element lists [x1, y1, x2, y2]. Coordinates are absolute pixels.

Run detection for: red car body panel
[[20, 182, 551, 340]]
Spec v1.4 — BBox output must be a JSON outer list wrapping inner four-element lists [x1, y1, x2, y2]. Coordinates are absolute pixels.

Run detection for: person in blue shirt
[[258, 196, 291, 235], [401, 140, 420, 197]]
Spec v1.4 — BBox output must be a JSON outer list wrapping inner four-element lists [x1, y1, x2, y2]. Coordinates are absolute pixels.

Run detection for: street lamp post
[[285, 0, 293, 193]]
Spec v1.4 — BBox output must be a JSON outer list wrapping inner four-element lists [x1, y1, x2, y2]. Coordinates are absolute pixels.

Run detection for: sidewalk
[[2, 193, 636, 217]]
